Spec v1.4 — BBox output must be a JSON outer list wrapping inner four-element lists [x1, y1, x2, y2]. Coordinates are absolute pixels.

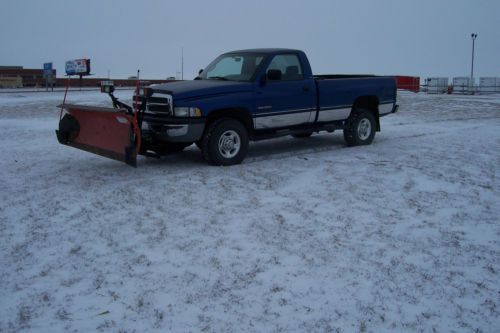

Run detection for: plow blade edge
[[56, 104, 139, 167]]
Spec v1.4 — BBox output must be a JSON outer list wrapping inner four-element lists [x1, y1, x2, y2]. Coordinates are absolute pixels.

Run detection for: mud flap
[[56, 104, 139, 167]]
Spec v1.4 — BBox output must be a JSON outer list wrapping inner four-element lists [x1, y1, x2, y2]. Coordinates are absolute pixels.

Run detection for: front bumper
[[141, 117, 205, 143], [137, 91, 206, 143]]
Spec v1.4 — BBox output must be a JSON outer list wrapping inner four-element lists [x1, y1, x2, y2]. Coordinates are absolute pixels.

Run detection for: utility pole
[[470, 33, 478, 80]]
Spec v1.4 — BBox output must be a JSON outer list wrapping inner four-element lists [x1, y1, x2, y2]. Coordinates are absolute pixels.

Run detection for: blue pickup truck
[[57, 48, 398, 167]]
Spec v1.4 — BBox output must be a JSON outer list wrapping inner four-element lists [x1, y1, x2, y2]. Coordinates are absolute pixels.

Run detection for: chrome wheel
[[218, 130, 241, 159], [357, 118, 371, 140]]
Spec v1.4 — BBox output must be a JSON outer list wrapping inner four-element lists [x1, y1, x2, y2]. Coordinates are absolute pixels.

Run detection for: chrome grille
[[145, 93, 173, 116]]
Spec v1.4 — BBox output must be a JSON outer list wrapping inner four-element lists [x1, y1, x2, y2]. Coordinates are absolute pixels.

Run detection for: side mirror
[[198, 69, 204, 75], [267, 69, 282, 81]]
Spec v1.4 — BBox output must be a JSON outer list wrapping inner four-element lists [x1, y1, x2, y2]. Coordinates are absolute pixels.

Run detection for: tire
[[343, 108, 376, 146], [201, 118, 249, 166], [291, 132, 313, 138]]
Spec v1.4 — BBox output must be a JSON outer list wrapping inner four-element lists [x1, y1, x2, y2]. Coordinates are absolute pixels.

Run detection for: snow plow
[[56, 81, 142, 167]]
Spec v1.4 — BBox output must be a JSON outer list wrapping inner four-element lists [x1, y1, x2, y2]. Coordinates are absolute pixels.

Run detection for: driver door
[[254, 54, 316, 130]]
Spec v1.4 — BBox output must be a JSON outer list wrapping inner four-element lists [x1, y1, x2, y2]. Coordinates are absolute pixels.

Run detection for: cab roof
[[223, 48, 302, 55]]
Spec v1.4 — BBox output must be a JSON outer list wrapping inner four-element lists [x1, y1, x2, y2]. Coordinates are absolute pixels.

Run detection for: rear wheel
[[343, 109, 376, 146], [201, 118, 249, 165]]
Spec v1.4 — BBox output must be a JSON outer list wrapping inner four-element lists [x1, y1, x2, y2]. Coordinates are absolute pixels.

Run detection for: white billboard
[[65, 59, 90, 76]]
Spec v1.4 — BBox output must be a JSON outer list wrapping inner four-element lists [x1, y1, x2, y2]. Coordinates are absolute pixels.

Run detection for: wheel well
[[205, 108, 254, 134], [353, 95, 380, 131]]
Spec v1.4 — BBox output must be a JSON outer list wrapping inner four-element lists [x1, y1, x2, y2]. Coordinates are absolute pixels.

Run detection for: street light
[[470, 33, 478, 80]]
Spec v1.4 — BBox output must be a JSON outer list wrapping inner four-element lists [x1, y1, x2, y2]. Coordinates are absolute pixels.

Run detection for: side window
[[267, 54, 303, 81]]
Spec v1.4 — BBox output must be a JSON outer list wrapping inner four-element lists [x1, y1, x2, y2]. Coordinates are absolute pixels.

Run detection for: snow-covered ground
[[0, 90, 499, 332]]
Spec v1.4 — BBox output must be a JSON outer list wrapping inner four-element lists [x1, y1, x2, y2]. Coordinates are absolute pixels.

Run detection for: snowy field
[[0, 90, 499, 332]]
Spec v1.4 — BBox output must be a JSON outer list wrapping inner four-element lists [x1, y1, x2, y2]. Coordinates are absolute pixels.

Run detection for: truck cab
[[138, 48, 397, 165]]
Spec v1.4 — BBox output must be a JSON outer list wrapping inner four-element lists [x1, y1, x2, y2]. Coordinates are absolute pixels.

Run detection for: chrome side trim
[[317, 107, 351, 122], [255, 111, 312, 129], [319, 104, 352, 111], [256, 108, 316, 117], [379, 103, 394, 115]]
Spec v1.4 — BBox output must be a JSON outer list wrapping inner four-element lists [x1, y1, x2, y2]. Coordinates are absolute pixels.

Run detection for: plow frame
[[56, 103, 142, 167]]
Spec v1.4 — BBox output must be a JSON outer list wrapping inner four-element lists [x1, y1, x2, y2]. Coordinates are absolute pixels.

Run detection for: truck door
[[254, 54, 316, 130]]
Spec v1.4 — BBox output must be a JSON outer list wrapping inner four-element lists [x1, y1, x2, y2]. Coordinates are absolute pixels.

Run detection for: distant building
[[0, 76, 23, 88], [0, 65, 176, 88], [0, 66, 57, 87]]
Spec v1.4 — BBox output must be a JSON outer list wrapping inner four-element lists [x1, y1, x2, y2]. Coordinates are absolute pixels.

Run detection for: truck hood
[[151, 80, 252, 100]]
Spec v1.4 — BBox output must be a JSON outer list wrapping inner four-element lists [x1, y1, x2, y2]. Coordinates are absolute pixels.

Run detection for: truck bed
[[314, 75, 397, 123]]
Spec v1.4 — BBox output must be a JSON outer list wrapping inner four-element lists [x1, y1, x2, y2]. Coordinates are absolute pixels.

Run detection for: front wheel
[[343, 109, 376, 146], [201, 118, 249, 166]]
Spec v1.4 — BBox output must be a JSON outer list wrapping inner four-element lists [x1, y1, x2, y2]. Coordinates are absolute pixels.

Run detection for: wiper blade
[[208, 76, 228, 81]]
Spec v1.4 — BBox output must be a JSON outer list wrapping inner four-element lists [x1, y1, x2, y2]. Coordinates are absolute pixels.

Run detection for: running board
[[253, 121, 344, 141]]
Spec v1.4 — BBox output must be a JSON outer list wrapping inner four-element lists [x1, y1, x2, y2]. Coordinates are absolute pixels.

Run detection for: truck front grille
[[145, 94, 173, 116]]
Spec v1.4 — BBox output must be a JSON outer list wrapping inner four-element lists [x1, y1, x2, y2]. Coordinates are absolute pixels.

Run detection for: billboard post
[[43, 62, 53, 91]]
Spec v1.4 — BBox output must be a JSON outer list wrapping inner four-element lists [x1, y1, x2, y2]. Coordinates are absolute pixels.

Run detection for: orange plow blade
[[56, 104, 140, 167]]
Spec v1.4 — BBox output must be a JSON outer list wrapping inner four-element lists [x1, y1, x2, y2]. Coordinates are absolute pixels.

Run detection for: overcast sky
[[1, 0, 498, 80]]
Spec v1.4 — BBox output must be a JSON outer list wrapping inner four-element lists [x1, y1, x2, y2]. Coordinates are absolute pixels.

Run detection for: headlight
[[173, 107, 202, 117]]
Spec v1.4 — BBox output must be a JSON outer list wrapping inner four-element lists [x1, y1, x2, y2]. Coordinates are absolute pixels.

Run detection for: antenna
[[181, 47, 184, 80]]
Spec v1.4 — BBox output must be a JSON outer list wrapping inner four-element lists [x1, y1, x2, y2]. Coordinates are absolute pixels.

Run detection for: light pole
[[470, 33, 478, 80]]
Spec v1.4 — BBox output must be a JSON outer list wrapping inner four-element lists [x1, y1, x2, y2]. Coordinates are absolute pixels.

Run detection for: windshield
[[198, 53, 265, 82]]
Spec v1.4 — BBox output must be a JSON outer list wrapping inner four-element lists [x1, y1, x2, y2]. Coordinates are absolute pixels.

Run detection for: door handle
[[302, 86, 310, 92]]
